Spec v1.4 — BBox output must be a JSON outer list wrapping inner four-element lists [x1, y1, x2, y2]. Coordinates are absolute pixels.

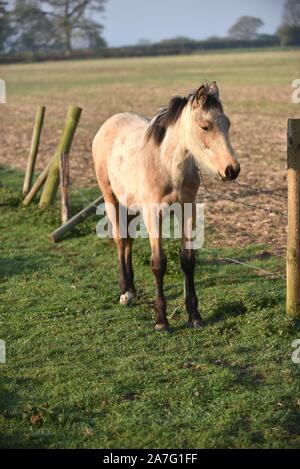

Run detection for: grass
[[1, 167, 300, 449], [1, 49, 300, 94]]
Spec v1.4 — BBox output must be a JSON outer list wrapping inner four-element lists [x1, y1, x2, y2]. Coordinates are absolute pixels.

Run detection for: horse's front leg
[[144, 206, 169, 331], [181, 204, 204, 329], [150, 237, 169, 331]]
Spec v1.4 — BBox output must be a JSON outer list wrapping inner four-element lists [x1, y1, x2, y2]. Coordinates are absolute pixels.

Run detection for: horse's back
[[93, 113, 147, 161]]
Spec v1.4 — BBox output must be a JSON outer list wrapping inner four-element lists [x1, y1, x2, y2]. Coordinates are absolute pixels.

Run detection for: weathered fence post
[[287, 119, 300, 318], [39, 106, 82, 208], [49, 196, 104, 243], [23, 106, 46, 196], [60, 153, 71, 224]]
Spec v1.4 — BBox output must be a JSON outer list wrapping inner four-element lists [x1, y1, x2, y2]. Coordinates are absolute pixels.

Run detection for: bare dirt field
[[0, 50, 299, 256]]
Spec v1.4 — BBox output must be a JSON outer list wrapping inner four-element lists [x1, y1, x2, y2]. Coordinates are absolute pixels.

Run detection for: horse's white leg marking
[[119, 291, 135, 306]]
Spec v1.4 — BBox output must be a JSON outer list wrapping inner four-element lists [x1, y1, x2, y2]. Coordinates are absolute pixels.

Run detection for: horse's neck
[[160, 118, 192, 188]]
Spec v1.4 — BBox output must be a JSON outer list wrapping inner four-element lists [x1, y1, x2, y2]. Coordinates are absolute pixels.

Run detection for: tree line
[[0, 0, 106, 54], [0, 0, 299, 62]]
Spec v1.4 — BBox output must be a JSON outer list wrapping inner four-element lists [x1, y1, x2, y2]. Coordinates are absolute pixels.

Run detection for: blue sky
[[102, 0, 285, 46]]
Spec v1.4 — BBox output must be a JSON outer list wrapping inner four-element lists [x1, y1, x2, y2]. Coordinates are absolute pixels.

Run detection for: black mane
[[146, 83, 222, 146]]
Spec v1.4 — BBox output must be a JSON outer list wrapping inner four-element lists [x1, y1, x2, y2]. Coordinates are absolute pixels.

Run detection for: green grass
[[1, 49, 300, 97], [1, 167, 300, 449]]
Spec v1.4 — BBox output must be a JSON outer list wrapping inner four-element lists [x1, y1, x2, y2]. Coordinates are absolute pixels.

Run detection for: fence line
[[233, 180, 288, 200], [201, 192, 288, 217], [200, 247, 286, 281], [197, 168, 288, 217], [69, 176, 287, 282], [70, 181, 101, 209]]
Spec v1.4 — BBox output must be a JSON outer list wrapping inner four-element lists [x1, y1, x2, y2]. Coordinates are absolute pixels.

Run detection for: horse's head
[[185, 82, 240, 181]]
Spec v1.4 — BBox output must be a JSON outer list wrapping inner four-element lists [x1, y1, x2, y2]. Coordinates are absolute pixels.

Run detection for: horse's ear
[[208, 81, 219, 99], [194, 85, 206, 106]]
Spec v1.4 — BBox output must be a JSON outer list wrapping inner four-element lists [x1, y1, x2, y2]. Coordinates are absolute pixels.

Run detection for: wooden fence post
[[39, 106, 82, 208], [287, 119, 300, 318], [60, 153, 71, 225], [23, 106, 46, 196], [49, 196, 104, 243]]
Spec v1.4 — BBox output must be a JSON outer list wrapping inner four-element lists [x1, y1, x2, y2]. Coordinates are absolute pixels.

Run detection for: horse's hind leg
[[125, 235, 136, 297], [104, 195, 133, 306], [116, 207, 135, 306], [117, 238, 134, 305]]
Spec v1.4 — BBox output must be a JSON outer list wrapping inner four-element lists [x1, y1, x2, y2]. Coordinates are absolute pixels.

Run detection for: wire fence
[[200, 247, 286, 281], [197, 170, 287, 280], [69, 173, 287, 282]]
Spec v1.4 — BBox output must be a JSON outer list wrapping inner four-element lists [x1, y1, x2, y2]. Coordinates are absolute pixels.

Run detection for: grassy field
[[1, 49, 300, 448], [0, 167, 300, 449]]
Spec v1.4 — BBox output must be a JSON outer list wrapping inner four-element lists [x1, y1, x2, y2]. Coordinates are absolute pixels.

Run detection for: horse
[[93, 82, 240, 331]]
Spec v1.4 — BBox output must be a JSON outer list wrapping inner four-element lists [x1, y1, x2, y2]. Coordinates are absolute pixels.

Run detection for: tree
[[0, 1, 11, 52], [37, 0, 106, 53], [282, 0, 300, 26], [228, 16, 264, 40], [137, 38, 152, 46], [10, 0, 64, 53], [277, 0, 300, 46], [278, 24, 300, 45], [159, 36, 197, 46]]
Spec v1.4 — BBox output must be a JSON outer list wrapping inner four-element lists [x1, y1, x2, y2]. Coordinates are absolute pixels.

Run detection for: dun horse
[[93, 82, 240, 331]]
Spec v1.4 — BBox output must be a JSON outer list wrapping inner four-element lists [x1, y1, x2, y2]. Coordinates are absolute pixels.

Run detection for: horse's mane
[[146, 83, 223, 146]]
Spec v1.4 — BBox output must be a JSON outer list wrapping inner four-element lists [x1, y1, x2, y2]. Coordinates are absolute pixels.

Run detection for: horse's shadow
[[205, 300, 247, 324]]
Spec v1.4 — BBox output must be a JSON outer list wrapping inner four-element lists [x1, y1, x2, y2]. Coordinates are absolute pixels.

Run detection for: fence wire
[[233, 180, 288, 200], [69, 172, 287, 282], [196, 170, 287, 280], [201, 191, 288, 218], [200, 247, 286, 281]]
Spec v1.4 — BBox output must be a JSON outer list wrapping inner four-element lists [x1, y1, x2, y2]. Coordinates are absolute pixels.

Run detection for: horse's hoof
[[154, 323, 170, 332], [188, 319, 204, 329], [119, 292, 135, 306]]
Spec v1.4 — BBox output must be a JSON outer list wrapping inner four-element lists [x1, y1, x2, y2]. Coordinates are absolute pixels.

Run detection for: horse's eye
[[201, 126, 210, 132]]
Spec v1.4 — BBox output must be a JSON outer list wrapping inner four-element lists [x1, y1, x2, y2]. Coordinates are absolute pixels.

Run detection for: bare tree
[[10, 0, 64, 53], [228, 16, 264, 40], [282, 0, 300, 26], [0, 0, 11, 51], [277, 0, 300, 46], [38, 0, 106, 53]]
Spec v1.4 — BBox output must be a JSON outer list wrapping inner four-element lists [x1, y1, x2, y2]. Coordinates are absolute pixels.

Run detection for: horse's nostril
[[225, 166, 235, 180], [225, 164, 240, 181]]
